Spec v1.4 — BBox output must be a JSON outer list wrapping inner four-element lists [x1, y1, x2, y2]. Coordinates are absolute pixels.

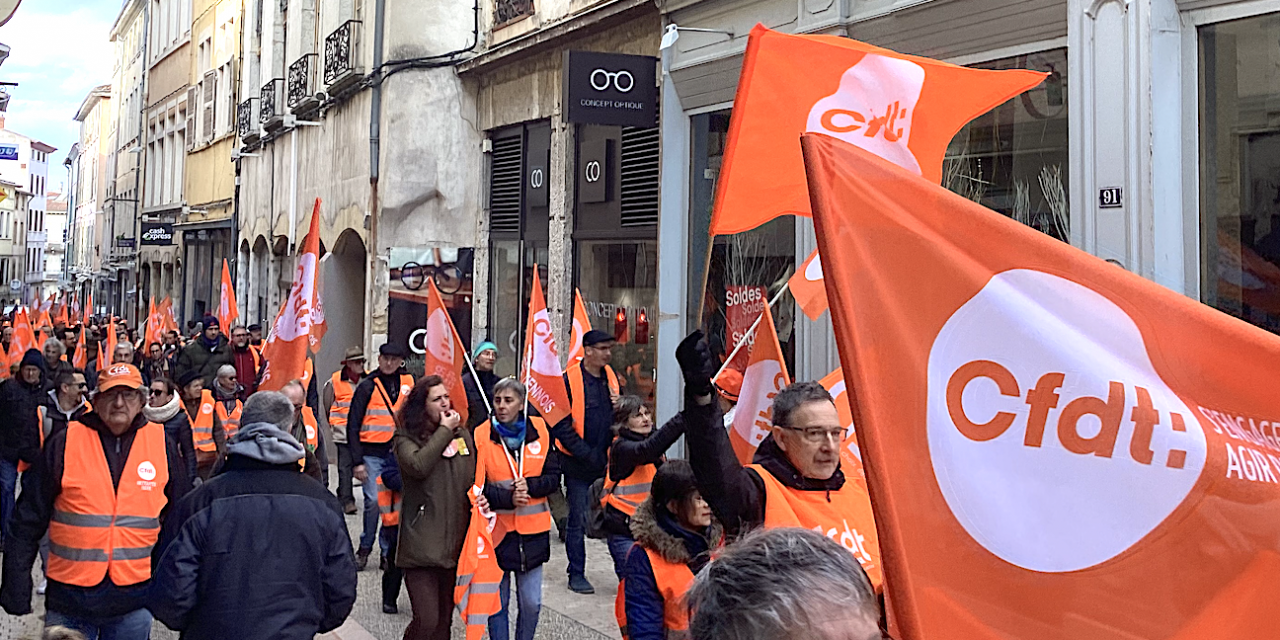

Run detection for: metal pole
[[713, 281, 791, 381]]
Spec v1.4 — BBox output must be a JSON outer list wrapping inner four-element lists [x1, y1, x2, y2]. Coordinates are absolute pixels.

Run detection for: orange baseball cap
[[714, 368, 743, 403], [98, 363, 145, 393]]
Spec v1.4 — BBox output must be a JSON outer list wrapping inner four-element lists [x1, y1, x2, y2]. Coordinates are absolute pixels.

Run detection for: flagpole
[[713, 281, 791, 381], [461, 341, 493, 416]]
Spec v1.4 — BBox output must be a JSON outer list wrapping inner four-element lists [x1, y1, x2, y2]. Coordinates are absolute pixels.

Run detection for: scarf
[[144, 393, 183, 424], [493, 416, 527, 452]]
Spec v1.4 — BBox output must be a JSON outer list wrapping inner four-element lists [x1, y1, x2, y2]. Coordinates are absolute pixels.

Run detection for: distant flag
[[565, 289, 591, 368], [258, 199, 328, 391], [727, 301, 790, 464], [422, 278, 470, 428], [217, 259, 239, 335]]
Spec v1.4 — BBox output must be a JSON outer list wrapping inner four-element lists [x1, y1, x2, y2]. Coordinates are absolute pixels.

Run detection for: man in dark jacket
[[349, 343, 413, 570], [0, 363, 189, 638], [174, 316, 233, 386], [150, 391, 356, 640], [0, 349, 45, 543], [41, 369, 90, 438]]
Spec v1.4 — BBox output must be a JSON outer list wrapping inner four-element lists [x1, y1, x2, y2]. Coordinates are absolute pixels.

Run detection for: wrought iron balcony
[[324, 20, 363, 91], [288, 53, 319, 110], [237, 98, 258, 139], [259, 78, 284, 127], [495, 0, 535, 28]]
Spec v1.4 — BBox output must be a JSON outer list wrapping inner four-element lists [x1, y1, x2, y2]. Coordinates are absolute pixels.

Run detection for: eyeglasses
[[149, 389, 165, 396], [778, 424, 850, 443]]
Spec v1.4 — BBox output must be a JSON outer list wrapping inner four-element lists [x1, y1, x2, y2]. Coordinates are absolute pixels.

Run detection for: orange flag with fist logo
[[728, 302, 790, 464], [522, 269, 572, 427], [709, 24, 1046, 235], [423, 278, 469, 428], [259, 199, 327, 391], [565, 289, 592, 369], [804, 132, 1280, 639]]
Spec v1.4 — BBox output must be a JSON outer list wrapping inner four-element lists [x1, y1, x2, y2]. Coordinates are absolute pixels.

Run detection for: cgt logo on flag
[[927, 269, 1208, 573], [807, 54, 925, 175]]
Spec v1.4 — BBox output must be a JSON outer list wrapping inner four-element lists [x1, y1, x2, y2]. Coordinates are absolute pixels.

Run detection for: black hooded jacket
[[0, 349, 46, 463]]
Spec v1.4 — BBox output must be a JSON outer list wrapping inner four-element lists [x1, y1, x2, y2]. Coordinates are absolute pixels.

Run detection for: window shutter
[[185, 86, 198, 152], [202, 70, 217, 142], [488, 134, 523, 234], [619, 125, 660, 227]]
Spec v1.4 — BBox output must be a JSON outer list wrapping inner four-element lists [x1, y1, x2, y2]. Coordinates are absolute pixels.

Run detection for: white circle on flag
[[137, 461, 157, 481]]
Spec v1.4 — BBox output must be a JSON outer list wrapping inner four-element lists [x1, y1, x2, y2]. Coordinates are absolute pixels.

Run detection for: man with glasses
[[41, 370, 89, 438], [678, 332, 883, 591], [229, 325, 261, 401]]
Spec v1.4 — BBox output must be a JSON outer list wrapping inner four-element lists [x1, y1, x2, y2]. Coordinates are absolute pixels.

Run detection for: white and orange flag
[[423, 278, 469, 428], [521, 268, 572, 427], [805, 132, 1280, 639], [259, 199, 328, 391], [819, 366, 865, 486], [146, 297, 165, 348], [217, 258, 239, 335], [455, 454, 502, 640], [564, 289, 591, 369], [728, 301, 790, 465], [160, 296, 178, 333], [71, 322, 87, 370]]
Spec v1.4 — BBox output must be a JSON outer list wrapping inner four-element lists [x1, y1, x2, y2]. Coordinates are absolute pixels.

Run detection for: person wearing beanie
[[462, 340, 500, 430], [0, 349, 46, 543], [150, 391, 357, 639], [173, 316, 232, 388]]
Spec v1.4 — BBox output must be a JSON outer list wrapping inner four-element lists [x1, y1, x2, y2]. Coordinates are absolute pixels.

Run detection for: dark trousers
[[565, 475, 592, 578], [383, 526, 403, 607], [336, 442, 355, 507], [404, 567, 456, 640]]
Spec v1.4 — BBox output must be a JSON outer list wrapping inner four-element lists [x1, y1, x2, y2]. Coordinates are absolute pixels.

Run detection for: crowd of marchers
[[0, 311, 884, 640]]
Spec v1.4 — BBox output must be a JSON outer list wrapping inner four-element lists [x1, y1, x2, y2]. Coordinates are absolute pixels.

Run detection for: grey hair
[[42, 338, 65, 357], [770, 381, 834, 429], [242, 391, 296, 431], [229, 323, 247, 333], [687, 527, 879, 640], [492, 377, 526, 402], [216, 364, 237, 379], [281, 378, 306, 394]]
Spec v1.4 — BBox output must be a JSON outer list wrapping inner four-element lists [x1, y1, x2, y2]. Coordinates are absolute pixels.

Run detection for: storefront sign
[[0, 145, 16, 161], [726, 285, 767, 369], [140, 222, 175, 245], [387, 246, 475, 375], [580, 138, 611, 203], [563, 51, 658, 128], [116, 237, 136, 248], [1099, 187, 1123, 209]]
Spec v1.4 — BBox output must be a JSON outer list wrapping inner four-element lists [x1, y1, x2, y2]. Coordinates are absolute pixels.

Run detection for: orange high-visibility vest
[[360, 374, 413, 443], [475, 416, 552, 537], [249, 345, 262, 371], [187, 390, 217, 453], [377, 476, 401, 527], [563, 363, 619, 457], [328, 371, 358, 431], [297, 406, 319, 472], [616, 546, 694, 640], [215, 397, 243, 440], [604, 457, 658, 518], [300, 357, 314, 390], [748, 463, 883, 591], [47, 420, 169, 587]]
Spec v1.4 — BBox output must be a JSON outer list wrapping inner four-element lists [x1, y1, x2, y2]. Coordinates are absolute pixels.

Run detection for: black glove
[[676, 331, 715, 397]]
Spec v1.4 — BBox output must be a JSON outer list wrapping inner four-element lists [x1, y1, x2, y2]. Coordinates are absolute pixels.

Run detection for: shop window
[[689, 110, 797, 375], [1200, 15, 1280, 334], [946, 48, 1069, 241], [577, 240, 658, 402]]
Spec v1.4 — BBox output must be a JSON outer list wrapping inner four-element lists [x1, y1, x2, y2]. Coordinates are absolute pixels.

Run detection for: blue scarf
[[493, 416, 527, 452]]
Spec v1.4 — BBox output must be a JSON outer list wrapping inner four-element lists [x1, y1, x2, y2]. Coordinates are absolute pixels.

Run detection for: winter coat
[[39, 389, 89, 440], [392, 423, 476, 570], [174, 336, 233, 387], [145, 396, 198, 485], [604, 413, 686, 537], [0, 412, 190, 619], [462, 369, 499, 430], [685, 392, 846, 536], [622, 500, 721, 640], [0, 350, 46, 463], [149, 453, 355, 640], [479, 416, 562, 572]]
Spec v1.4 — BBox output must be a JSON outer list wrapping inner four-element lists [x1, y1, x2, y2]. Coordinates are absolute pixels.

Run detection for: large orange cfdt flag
[[804, 132, 1280, 639], [521, 269, 572, 427], [709, 24, 1046, 236], [423, 278, 469, 428], [727, 302, 789, 465], [217, 258, 239, 334], [565, 289, 591, 369], [259, 199, 328, 391]]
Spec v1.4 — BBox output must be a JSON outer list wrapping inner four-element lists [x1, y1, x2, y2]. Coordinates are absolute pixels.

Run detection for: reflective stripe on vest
[[748, 463, 884, 591], [189, 390, 217, 452], [377, 476, 401, 527], [617, 546, 693, 639], [360, 374, 413, 443], [328, 371, 358, 429], [47, 420, 169, 587], [215, 398, 243, 439], [476, 416, 552, 537], [562, 363, 619, 457], [605, 461, 657, 517]]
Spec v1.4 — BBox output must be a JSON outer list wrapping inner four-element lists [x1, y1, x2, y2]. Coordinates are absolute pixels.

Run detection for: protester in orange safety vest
[[602, 396, 686, 580], [475, 378, 562, 640], [212, 365, 244, 441], [686, 528, 879, 640], [618, 459, 720, 640], [177, 370, 224, 481], [349, 343, 413, 571], [553, 329, 621, 595], [0, 363, 190, 639], [323, 346, 367, 515], [679, 332, 884, 590]]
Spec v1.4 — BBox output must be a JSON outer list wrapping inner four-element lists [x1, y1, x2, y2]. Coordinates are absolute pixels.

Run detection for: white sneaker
[[36, 579, 46, 595]]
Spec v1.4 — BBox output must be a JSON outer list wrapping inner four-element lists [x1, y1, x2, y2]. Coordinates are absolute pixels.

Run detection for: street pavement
[[0, 471, 618, 640]]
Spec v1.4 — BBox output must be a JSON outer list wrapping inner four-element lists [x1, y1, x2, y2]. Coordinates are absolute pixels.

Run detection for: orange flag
[[54, 298, 68, 326], [160, 296, 178, 332], [455, 452, 503, 640], [104, 318, 118, 365], [565, 289, 591, 369], [710, 24, 1046, 236], [423, 278, 470, 428], [727, 302, 790, 465], [259, 199, 328, 391], [819, 367, 864, 485], [521, 268, 572, 427], [146, 297, 165, 348], [82, 292, 92, 325], [96, 340, 106, 373], [789, 249, 829, 321], [804, 132, 1280, 639], [217, 258, 239, 335], [8, 308, 37, 363], [71, 323, 87, 370]]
